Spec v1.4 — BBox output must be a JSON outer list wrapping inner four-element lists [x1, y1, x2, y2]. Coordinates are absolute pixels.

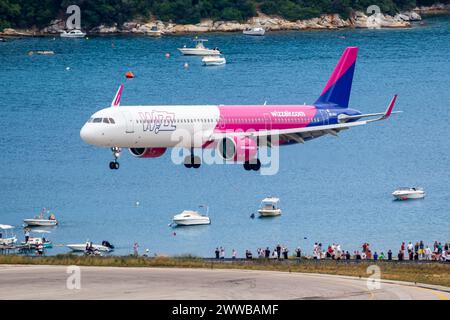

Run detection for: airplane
[[80, 46, 399, 171]]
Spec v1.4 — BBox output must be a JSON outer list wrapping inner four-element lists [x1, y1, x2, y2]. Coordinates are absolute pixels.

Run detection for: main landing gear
[[109, 147, 121, 170], [184, 148, 201, 169], [243, 159, 261, 171], [184, 156, 201, 169]]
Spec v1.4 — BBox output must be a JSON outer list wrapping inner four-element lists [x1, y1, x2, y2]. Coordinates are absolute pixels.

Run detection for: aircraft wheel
[[243, 161, 251, 171], [251, 159, 261, 171], [109, 161, 116, 170], [192, 156, 201, 168], [114, 162, 120, 170]]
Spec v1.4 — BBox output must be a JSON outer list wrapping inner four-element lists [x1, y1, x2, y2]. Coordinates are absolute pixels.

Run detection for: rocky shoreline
[[1, 5, 449, 37]]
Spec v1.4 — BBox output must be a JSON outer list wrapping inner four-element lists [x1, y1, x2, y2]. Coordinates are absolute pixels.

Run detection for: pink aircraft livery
[[80, 46, 399, 171]]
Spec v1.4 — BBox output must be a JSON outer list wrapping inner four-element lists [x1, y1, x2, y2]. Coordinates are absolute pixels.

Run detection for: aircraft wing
[[208, 95, 399, 146]]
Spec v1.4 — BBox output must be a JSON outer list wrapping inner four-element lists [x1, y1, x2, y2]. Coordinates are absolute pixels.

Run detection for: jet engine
[[217, 137, 257, 162], [129, 147, 166, 158]]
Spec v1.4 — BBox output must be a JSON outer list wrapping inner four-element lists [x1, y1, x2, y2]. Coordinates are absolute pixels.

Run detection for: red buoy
[[125, 71, 134, 79]]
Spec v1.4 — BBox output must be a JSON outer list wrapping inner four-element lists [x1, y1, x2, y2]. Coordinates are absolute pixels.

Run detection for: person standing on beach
[[276, 244, 281, 259], [24, 228, 30, 243], [232, 249, 237, 259], [215, 247, 220, 259], [220, 247, 225, 259], [283, 246, 289, 260], [388, 249, 392, 260], [133, 242, 139, 256], [265, 247, 270, 258], [295, 247, 301, 258]]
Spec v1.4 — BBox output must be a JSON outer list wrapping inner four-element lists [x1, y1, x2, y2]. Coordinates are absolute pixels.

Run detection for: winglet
[[381, 94, 397, 120], [111, 84, 123, 107], [365, 94, 398, 123]]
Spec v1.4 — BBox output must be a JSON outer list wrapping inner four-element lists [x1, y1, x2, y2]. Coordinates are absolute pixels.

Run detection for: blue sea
[[1, 16, 449, 257]]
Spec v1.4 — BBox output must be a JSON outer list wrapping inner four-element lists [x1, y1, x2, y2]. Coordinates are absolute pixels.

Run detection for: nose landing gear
[[109, 147, 121, 170]]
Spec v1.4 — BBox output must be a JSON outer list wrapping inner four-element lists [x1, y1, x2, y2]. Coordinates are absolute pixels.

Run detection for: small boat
[[60, 29, 86, 38], [392, 187, 425, 200], [258, 197, 281, 216], [172, 205, 211, 226], [147, 25, 162, 37], [24, 209, 58, 226], [202, 55, 226, 66], [243, 27, 265, 36], [0, 224, 17, 246], [67, 242, 112, 252], [24, 218, 57, 226], [35, 50, 55, 55], [178, 38, 220, 56], [23, 229, 52, 248]]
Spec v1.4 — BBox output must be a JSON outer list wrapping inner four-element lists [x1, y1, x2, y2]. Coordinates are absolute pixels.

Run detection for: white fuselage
[[80, 105, 220, 148]]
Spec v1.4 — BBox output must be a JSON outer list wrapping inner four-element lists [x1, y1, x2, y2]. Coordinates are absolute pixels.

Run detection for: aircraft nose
[[80, 124, 94, 144]]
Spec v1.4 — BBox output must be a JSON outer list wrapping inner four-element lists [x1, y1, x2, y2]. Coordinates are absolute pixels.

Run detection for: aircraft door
[[121, 111, 135, 133]]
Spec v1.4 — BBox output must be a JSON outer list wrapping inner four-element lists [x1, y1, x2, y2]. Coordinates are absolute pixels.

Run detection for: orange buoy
[[125, 71, 134, 79], [165, 53, 170, 58]]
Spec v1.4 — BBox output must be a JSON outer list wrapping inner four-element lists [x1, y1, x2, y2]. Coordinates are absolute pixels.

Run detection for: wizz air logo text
[[139, 111, 176, 134]]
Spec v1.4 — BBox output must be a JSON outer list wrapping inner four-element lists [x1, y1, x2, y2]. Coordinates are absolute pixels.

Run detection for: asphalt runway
[[0, 265, 448, 300]]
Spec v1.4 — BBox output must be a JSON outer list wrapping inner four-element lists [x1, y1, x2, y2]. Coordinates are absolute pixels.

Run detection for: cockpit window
[[109, 118, 115, 124], [103, 118, 110, 124], [93, 118, 102, 123]]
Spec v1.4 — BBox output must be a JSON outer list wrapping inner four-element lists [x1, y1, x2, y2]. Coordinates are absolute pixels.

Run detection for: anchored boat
[[67, 242, 113, 252], [243, 27, 265, 36], [172, 205, 211, 226], [24, 209, 58, 226], [60, 29, 86, 38], [23, 229, 52, 248], [392, 187, 425, 200], [258, 197, 282, 217], [202, 55, 226, 66], [0, 224, 17, 246], [178, 38, 220, 56]]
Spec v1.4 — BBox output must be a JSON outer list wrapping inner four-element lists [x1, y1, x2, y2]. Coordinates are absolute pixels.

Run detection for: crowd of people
[[215, 244, 302, 260], [213, 240, 450, 261]]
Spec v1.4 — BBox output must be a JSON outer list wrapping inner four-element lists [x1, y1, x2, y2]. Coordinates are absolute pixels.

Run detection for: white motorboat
[[147, 25, 162, 37], [202, 55, 226, 66], [24, 218, 57, 226], [60, 29, 86, 38], [178, 38, 220, 56], [392, 187, 425, 200], [23, 229, 52, 248], [258, 197, 282, 216], [243, 27, 265, 36], [24, 209, 58, 226], [172, 206, 211, 226], [67, 242, 112, 252], [0, 224, 17, 246]]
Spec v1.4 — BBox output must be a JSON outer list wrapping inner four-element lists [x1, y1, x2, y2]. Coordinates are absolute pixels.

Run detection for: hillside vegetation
[[0, 0, 448, 31]]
